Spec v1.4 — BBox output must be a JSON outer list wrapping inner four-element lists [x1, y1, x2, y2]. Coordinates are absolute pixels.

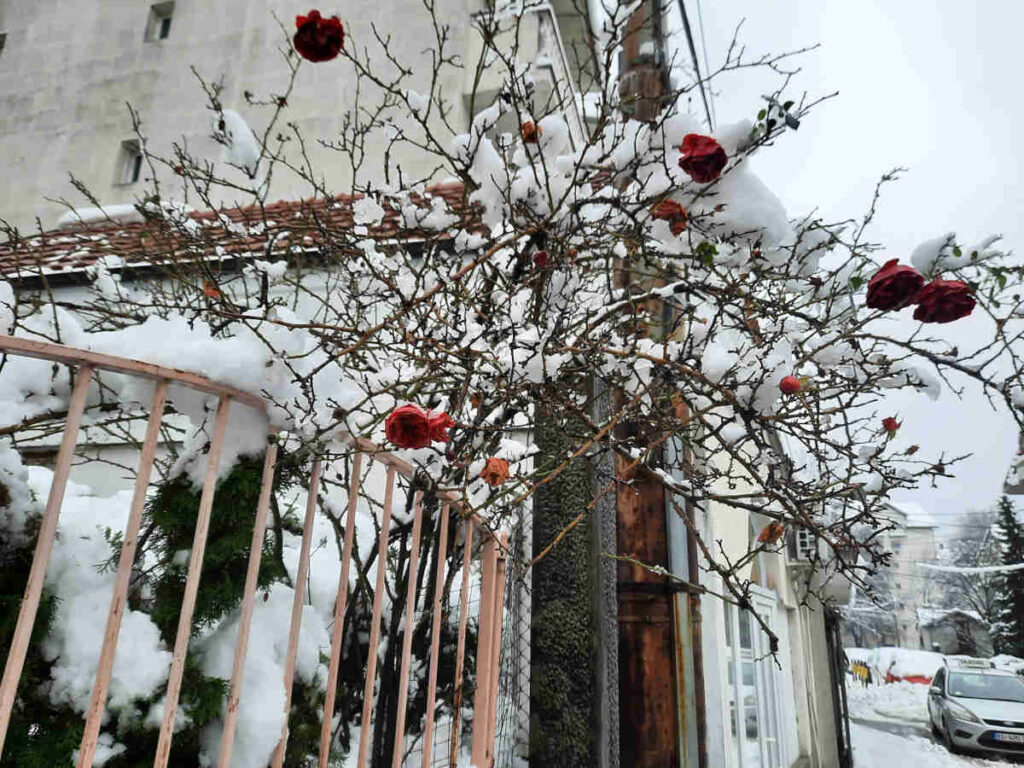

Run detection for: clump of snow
[[243, 259, 288, 284], [353, 195, 386, 226], [0, 281, 15, 334], [846, 678, 929, 722], [0, 441, 41, 547], [56, 204, 145, 229], [27, 468, 173, 721], [216, 110, 261, 180]]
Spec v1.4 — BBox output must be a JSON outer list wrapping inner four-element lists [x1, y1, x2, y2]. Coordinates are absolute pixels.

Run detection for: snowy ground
[[848, 680, 1024, 766]]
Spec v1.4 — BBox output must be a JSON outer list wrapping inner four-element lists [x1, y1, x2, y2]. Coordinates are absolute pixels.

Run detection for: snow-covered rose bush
[[2, 1, 1024, 764]]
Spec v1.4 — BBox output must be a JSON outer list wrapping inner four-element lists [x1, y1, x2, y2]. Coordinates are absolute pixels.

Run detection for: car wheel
[[942, 718, 962, 755], [930, 717, 941, 739]]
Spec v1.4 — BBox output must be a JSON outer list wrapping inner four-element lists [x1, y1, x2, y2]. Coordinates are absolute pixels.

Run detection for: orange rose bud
[[757, 521, 785, 545], [481, 457, 510, 487], [779, 375, 801, 395], [521, 121, 541, 144], [202, 279, 223, 299]]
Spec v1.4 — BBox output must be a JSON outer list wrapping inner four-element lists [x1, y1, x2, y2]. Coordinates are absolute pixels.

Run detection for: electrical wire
[[676, 0, 713, 130], [693, 0, 716, 127]]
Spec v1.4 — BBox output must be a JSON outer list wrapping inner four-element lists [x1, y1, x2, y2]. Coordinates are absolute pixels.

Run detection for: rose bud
[[427, 411, 456, 443], [650, 199, 688, 236], [865, 259, 925, 311], [912, 279, 976, 323], [385, 404, 431, 449], [521, 121, 542, 144], [678, 133, 728, 183], [779, 375, 802, 394], [533, 250, 550, 269], [293, 10, 345, 63], [881, 416, 901, 438], [480, 457, 510, 487], [757, 521, 785, 545]]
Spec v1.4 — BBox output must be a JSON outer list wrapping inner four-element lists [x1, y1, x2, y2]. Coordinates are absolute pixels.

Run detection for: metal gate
[[824, 606, 853, 768]]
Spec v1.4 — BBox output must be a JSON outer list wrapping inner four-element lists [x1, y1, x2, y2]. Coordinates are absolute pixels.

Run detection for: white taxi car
[[928, 657, 1024, 756]]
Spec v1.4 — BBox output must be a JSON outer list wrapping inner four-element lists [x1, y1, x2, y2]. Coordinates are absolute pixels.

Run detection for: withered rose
[[427, 411, 455, 443], [678, 133, 728, 183], [385, 404, 431, 449], [650, 199, 688, 236], [866, 259, 924, 311], [480, 457, 510, 487], [521, 121, 542, 144], [293, 10, 345, 63], [913, 279, 976, 324]]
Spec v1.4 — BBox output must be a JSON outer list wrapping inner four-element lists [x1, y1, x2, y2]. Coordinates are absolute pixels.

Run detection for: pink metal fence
[[0, 334, 509, 768]]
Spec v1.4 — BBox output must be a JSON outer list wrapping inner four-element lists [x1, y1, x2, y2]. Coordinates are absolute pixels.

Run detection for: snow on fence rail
[[0, 334, 509, 768]]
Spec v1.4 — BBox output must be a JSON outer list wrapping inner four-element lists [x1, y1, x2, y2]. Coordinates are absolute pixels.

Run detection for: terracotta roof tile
[[0, 182, 474, 280]]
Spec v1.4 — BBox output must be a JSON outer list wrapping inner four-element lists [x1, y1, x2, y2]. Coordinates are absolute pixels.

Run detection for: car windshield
[[948, 673, 1024, 703]]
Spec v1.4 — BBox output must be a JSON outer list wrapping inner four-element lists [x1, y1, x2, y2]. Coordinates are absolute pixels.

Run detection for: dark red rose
[[881, 417, 901, 437], [913, 279, 976, 324], [866, 259, 925, 311], [650, 199, 688, 236], [533, 250, 549, 269], [678, 133, 728, 183], [480, 457, 510, 487], [385, 404, 431, 449], [427, 411, 455, 443], [779, 375, 801, 395], [521, 121, 541, 144], [293, 10, 344, 63]]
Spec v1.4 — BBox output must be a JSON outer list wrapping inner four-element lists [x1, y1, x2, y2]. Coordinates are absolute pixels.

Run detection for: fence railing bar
[[469, 535, 498, 768], [421, 504, 450, 768], [449, 519, 474, 768], [154, 394, 232, 768], [0, 335, 264, 409], [0, 364, 93, 759], [318, 451, 364, 767], [486, 536, 509, 754], [357, 464, 397, 768], [270, 457, 323, 768], [391, 491, 425, 768], [77, 378, 169, 768], [215, 432, 280, 768]]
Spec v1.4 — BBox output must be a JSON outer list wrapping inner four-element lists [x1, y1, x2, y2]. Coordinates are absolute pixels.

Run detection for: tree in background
[[933, 504, 1002, 627], [991, 496, 1024, 656]]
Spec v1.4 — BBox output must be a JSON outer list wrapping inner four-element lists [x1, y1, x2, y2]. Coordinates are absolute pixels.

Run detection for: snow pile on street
[[847, 680, 929, 722], [851, 722, 1004, 767], [847, 646, 944, 680]]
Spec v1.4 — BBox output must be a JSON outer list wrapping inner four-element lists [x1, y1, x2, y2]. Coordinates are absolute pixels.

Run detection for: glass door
[[724, 602, 782, 768]]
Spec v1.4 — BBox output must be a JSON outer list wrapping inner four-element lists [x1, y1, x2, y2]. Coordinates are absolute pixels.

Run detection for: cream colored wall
[[0, 0, 489, 231]]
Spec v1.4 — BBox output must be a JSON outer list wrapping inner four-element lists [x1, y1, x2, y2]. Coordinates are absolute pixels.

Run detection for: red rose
[[913, 279, 976, 324], [779, 375, 801, 395], [521, 121, 542, 144], [427, 411, 455, 443], [533, 250, 550, 269], [881, 416, 901, 438], [480, 457, 510, 487], [650, 199, 688, 236], [678, 134, 728, 183], [293, 10, 345, 63], [865, 259, 925, 311], [385, 404, 431, 449]]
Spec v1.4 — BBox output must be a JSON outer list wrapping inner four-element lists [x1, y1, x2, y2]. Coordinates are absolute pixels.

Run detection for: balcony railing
[[0, 334, 509, 768]]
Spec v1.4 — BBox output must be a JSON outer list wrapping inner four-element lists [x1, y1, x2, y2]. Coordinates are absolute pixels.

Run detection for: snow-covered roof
[[887, 501, 936, 529], [0, 183, 475, 281], [916, 606, 986, 628]]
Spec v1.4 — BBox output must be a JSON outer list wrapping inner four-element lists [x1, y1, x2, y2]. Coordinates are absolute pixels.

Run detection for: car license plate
[[994, 732, 1024, 743]]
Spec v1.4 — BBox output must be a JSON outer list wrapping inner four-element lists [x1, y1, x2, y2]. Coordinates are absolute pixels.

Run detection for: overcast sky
[[690, 1, 1024, 526]]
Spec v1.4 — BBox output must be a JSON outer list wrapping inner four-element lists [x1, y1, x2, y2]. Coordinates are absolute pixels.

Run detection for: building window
[[0, 32, 7, 57], [145, 2, 175, 42], [118, 140, 144, 185]]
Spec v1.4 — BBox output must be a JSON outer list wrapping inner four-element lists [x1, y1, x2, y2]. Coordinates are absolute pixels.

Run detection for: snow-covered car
[[927, 657, 1024, 756]]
